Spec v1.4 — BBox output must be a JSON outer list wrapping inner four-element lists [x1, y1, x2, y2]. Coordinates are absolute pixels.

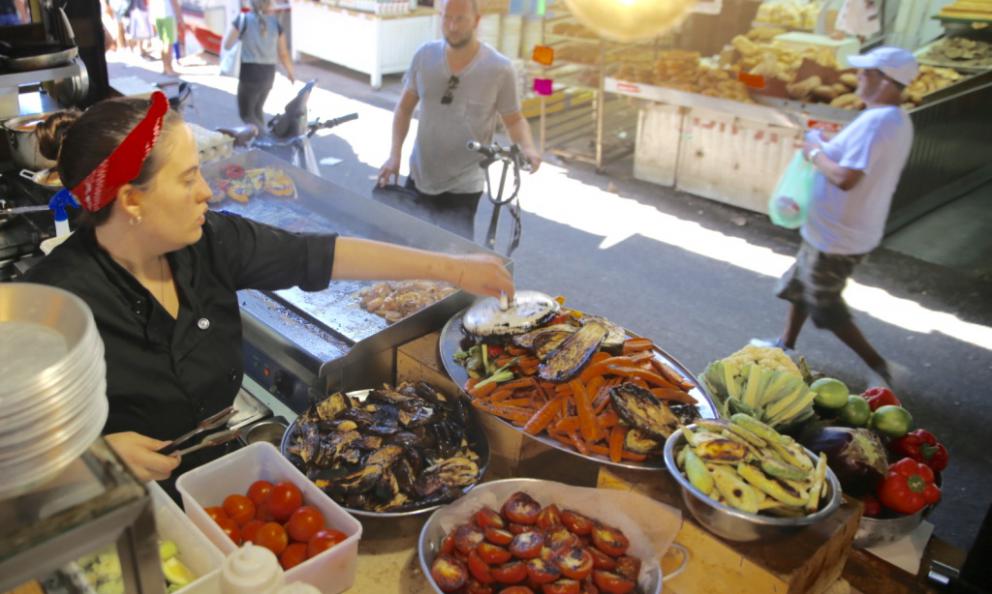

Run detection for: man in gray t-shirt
[[376, 0, 540, 240]]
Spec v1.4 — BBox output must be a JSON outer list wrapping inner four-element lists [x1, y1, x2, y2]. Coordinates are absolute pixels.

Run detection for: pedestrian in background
[[223, 0, 295, 132], [148, 0, 183, 76], [127, 0, 155, 58], [376, 0, 540, 240], [759, 47, 917, 386]]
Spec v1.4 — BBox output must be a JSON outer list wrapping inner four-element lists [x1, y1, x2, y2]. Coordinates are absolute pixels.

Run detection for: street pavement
[[109, 51, 992, 551]]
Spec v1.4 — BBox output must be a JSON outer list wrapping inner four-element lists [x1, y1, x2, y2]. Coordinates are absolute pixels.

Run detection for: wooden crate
[[599, 466, 862, 594]]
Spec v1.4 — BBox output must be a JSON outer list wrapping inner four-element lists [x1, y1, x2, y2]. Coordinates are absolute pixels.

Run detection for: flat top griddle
[[202, 150, 507, 392]]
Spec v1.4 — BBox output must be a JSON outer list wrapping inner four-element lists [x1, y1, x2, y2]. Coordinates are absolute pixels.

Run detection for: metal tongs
[[159, 406, 238, 456]]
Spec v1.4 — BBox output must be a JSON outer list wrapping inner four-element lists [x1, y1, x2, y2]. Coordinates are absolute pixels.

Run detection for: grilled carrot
[[608, 425, 626, 463], [523, 396, 564, 435]]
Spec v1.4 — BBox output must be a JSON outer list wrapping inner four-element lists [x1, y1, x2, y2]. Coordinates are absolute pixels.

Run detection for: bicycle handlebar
[[307, 113, 360, 137], [466, 141, 531, 171]]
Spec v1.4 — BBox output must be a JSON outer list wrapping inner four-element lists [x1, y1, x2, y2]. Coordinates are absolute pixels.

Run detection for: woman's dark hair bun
[[36, 110, 81, 162]]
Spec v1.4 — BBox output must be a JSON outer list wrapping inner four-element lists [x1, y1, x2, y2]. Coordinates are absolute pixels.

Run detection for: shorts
[[775, 241, 866, 329], [155, 16, 177, 46]]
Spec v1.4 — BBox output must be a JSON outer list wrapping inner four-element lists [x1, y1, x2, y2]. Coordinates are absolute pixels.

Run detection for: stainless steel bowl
[[280, 389, 490, 518], [418, 478, 664, 594], [242, 419, 287, 447], [663, 426, 842, 542], [854, 507, 928, 548]]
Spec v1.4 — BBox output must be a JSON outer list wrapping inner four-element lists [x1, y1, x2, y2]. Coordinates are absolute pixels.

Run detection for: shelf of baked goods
[[916, 35, 992, 72], [935, 0, 992, 23], [751, 0, 825, 32]]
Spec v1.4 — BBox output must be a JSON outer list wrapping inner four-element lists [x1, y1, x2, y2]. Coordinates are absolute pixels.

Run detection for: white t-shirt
[[148, 0, 175, 20], [801, 106, 913, 255]]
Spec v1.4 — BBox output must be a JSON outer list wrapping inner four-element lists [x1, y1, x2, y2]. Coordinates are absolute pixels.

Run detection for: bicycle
[[467, 140, 530, 257]]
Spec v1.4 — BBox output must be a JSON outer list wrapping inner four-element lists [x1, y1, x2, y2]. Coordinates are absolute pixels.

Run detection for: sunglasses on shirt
[[441, 75, 459, 105]]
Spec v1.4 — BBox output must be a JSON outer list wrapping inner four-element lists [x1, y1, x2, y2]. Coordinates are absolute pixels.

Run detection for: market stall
[[596, 0, 992, 231]]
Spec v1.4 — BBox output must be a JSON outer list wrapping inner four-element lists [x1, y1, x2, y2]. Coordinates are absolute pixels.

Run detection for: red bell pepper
[[877, 457, 941, 515], [889, 429, 948, 472], [862, 387, 901, 411]]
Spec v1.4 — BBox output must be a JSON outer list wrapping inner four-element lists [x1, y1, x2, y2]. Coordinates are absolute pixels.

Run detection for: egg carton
[[187, 122, 235, 164]]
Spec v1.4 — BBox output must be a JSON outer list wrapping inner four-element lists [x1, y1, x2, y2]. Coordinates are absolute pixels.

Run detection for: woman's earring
[[129, 215, 143, 226]]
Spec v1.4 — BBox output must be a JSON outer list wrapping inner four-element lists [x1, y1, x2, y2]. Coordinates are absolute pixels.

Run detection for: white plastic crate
[[148, 481, 226, 593], [176, 443, 363, 594]]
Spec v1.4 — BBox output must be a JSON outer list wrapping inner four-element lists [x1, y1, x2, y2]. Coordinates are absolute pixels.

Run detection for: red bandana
[[70, 91, 170, 212]]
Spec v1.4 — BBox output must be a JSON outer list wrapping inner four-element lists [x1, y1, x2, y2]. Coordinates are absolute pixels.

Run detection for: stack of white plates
[[0, 283, 109, 500]]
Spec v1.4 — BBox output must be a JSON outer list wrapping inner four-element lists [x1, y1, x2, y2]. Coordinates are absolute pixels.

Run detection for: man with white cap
[[763, 46, 918, 386]]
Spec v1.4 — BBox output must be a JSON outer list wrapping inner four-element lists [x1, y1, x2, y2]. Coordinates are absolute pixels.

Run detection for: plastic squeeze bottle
[[220, 543, 285, 594]]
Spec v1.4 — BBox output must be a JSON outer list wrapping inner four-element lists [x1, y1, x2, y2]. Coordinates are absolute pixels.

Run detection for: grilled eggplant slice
[[610, 382, 681, 440], [511, 324, 577, 350], [532, 331, 574, 360], [538, 321, 608, 382], [582, 315, 626, 351], [624, 428, 662, 455]]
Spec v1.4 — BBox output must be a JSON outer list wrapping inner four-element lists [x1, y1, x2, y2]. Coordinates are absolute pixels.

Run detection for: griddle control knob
[[272, 370, 295, 397]]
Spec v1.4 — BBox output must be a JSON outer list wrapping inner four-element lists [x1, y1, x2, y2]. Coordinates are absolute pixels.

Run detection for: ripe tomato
[[241, 519, 264, 544], [477, 541, 512, 565], [454, 524, 486, 556], [464, 578, 494, 594], [266, 482, 303, 522], [254, 522, 288, 556], [509, 531, 545, 560], [431, 555, 468, 592], [247, 480, 274, 507], [542, 578, 581, 594], [580, 581, 600, 594], [500, 587, 535, 594], [286, 505, 325, 543], [502, 492, 541, 525], [484, 527, 514, 546], [467, 550, 494, 584], [440, 534, 456, 556], [214, 516, 242, 545], [613, 556, 640, 581], [588, 547, 617, 571], [255, 501, 275, 522], [508, 523, 531, 535], [223, 494, 256, 526], [279, 543, 308, 571], [205, 506, 228, 523], [560, 510, 593, 536], [491, 560, 527, 584], [546, 528, 580, 551], [307, 529, 347, 558], [537, 504, 563, 531], [555, 547, 593, 580], [591, 526, 629, 557], [525, 558, 560, 584], [474, 506, 505, 530], [592, 570, 635, 594]]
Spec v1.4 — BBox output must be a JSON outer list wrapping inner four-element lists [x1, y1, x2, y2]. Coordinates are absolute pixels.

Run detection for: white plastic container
[[149, 481, 227, 593], [176, 443, 363, 594]]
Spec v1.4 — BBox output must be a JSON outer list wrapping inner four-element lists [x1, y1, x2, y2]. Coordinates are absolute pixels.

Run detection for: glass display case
[[0, 439, 166, 594]]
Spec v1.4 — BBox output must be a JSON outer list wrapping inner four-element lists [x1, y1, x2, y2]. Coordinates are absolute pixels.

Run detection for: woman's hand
[[450, 253, 514, 298], [105, 432, 181, 482]]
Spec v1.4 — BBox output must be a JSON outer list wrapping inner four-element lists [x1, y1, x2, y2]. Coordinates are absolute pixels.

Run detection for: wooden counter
[[352, 331, 956, 593]]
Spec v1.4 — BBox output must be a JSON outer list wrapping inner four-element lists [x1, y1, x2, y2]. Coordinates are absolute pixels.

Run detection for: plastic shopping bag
[[768, 151, 816, 229], [219, 39, 241, 78], [219, 15, 243, 78]]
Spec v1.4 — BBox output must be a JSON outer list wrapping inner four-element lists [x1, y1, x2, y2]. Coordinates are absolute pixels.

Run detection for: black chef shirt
[[24, 211, 336, 459]]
